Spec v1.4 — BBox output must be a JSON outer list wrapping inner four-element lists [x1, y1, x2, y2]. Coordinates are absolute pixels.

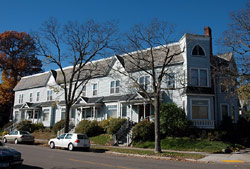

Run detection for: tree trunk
[[64, 105, 70, 133], [154, 95, 161, 153]]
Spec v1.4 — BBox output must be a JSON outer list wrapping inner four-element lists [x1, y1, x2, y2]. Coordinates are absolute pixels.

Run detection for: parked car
[[3, 130, 34, 144], [48, 133, 90, 151], [0, 141, 23, 168]]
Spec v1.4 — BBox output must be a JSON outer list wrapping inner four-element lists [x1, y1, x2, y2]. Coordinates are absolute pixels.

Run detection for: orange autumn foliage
[[0, 31, 43, 105]]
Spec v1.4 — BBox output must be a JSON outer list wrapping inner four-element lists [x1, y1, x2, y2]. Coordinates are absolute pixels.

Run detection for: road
[[5, 143, 249, 169]]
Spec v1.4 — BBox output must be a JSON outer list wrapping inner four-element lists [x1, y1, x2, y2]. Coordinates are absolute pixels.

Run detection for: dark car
[[0, 141, 23, 168]]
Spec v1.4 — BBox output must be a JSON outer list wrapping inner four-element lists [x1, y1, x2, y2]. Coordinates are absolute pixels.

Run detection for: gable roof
[[14, 42, 184, 91], [13, 72, 51, 91]]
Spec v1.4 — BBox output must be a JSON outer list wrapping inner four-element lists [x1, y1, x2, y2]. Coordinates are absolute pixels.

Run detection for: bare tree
[[36, 18, 117, 133], [113, 19, 184, 153], [223, 2, 250, 104]]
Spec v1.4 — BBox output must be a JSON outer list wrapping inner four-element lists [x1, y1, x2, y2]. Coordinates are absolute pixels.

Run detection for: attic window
[[192, 45, 205, 56]]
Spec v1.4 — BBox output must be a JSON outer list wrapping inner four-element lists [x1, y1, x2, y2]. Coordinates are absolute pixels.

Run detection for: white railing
[[192, 120, 215, 129]]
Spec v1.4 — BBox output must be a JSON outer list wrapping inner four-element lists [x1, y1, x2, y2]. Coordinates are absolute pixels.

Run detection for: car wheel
[[68, 143, 74, 151], [50, 142, 55, 149], [14, 139, 18, 144], [3, 137, 7, 143]]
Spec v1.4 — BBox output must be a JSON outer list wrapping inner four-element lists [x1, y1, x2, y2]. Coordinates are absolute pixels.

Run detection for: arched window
[[192, 45, 205, 56]]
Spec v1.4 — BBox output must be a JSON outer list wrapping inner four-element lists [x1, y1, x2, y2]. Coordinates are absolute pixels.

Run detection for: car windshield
[[77, 134, 88, 139], [20, 131, 29, 135]]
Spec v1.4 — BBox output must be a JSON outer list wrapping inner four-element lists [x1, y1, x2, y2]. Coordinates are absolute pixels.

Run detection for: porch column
[[93, 106, 96, 120], [143, 102, 146, 119], [130, 105, 132, 121], [81, 107, 83, 120], [120, 103, 123, 118]]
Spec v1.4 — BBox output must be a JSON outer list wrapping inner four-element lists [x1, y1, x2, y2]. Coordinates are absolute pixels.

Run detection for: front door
[[138, 104, 150, 122]]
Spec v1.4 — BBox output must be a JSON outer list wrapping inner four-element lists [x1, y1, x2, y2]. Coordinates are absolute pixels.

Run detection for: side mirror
[[57, 137, 60, 140]]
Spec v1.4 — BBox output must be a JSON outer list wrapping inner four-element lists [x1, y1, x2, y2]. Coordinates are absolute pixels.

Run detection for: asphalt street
[[6, 143, 249, 169]]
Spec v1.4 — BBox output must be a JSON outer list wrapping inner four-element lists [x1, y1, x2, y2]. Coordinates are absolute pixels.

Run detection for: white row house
[[12, 27, 239, 129]]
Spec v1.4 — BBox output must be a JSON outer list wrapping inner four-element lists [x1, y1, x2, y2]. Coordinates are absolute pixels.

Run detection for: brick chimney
[[204, 27, 213, 58]]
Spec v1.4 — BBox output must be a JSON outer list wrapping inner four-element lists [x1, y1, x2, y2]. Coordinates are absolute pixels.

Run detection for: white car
[[48, 133, 90, 151]]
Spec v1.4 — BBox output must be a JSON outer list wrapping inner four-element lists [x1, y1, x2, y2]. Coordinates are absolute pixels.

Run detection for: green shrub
[[16, 120, 36, 133], [132, 120, 154, 142], [75, 120, 102, 137], [107, 118, 126, 135], [34, 123, 45, 131], [99, 119, 110, 133], [52, 120, 65, 134], [160, 103, 192, 137]]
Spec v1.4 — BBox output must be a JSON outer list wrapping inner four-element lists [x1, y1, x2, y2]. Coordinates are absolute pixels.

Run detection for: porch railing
[[192, 120, 215, 129]]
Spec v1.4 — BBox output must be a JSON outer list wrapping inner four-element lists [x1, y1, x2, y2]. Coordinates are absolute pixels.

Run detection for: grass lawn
[[89, 134, 113, 145], [32, 131, 56, 141], [134, 137, 232, 153], [91, 145, 205, 160]]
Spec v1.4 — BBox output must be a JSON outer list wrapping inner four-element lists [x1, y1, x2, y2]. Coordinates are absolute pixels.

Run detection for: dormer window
[[192, 45, 205, 56]]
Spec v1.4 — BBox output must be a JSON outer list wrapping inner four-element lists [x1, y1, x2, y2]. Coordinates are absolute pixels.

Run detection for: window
[[65, 134, 72, 139], [110, 80, 120, 94], [166, 73, 175, 88], [200, 70, 208, 86], [221, 104, 229, 119], [36, 92, 40, 102], [92, 83, 97, 96], [43, 109, 50, 121], [192, 45, 205, 56], [18, 94, 23, 104], [107, 105, 117, 118], [27, 111, 33, 119], [232, 106, 235, 121], [82, 86, 86, 97], [191, 69, 198, 86], [58, 134, 66, 139], [139, 76, 150, 90], [29, 93, 33, 102], [61, 108, 66, 120], [190, 68, 208, 87], [47, 90, 53, 101], [122, 106, 127, 117], [192, 100, 209, 119]]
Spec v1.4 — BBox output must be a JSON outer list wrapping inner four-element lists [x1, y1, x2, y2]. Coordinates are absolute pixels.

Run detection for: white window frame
[[82, 85, 86, 97], [190, 68, 209, 87], [190, 98, 210, 120], [18, 94, 23, 104], [139, 75, 150, 90], [220, 103, 229, 120], [191, 44, 206, 56], [36, 92, 40, 102], [92, 83, 98, 96], [166, 73, 175, 89], [47, 90, 53, 101], [29, 93, 33, 102], [43, 109, 50, 121], [110, 80, 120, 94]]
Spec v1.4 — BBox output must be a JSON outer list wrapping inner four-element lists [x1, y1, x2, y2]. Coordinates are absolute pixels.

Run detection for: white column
[[143, 103, 146, 119], [130, 105, 132, 121], [120, 103, 123, 118], [93, 106, 96, 120]]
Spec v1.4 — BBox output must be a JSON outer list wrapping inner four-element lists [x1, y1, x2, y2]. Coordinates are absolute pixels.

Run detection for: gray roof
[[14, 44, 184, 91], [14, 72, 50, 91]]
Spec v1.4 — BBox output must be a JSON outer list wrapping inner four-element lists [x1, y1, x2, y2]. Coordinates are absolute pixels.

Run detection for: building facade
[[12, 27, 239, 129]]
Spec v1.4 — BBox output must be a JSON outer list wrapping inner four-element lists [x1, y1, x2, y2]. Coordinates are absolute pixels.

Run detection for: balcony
[[191, 120, 215, 129]]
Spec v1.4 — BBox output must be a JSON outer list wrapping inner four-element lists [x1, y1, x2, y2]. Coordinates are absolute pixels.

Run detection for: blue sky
[[0, 0, 248, 71]]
